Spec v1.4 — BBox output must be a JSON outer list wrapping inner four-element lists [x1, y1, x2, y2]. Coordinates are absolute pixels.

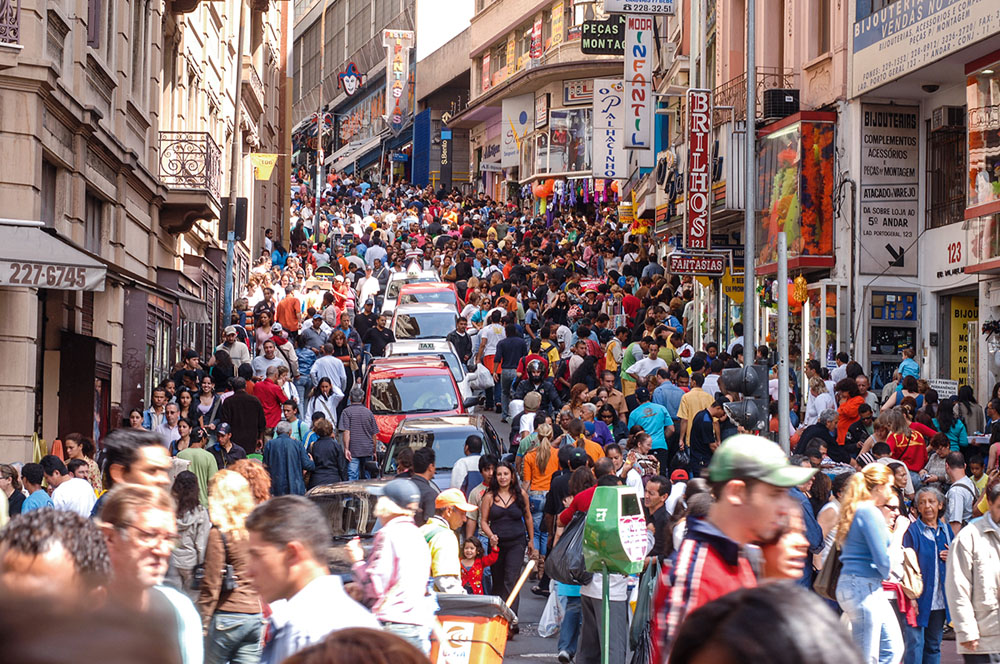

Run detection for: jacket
[[307, 436, 348, 487], [254, 378, 287, 428], [196, 528, 261, 630], [170, 506, 211, 570], [946, 513, 1000, 654], [216, 391, 266, 455], [903, 517, 952, 628], [837, 396, 864, 447], [263, 434, 315, 496], [513, 377, 562, 412]]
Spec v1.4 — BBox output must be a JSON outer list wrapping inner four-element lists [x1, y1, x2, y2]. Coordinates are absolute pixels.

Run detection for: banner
[[685, 89, 711, 249], [481, 52, 491, 92], [501, 94, 534, 168], [383, 29, 415, 136], [531, 16, 544, 58], [251, 153, 279, 180], [593, 79, 626, 180], [551, 1, 564, 47], [624, 16, 654, 149]]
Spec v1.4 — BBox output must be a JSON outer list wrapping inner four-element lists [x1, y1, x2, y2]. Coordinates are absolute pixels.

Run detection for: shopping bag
[[538, 590, 564, 638], [813, 541, 843, 601], [547, 512, 593, 585], [629, 558, 660, 650]]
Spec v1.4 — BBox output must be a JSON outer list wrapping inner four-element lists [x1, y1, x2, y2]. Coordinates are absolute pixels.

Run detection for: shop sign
[[531, 17, 544, 58], [859, 104, 919, 276], [668, 251, 727, 276], [551, 2, 564, 47], [481, 52, 491, 92], [535, 92, 549, 129], [593, 79, 626, 180], [619, 202, 634, 224], [338, 87, 386, 145], [338, 63, 366, 97], [581, 15, 625, 55], [501, 94, 534, 168], [481, 162, 504, 173], [391, 152, 409, 162], [507, 33, 517, 78], [383, 30, 415, 136], [624, 16, 654, 150], [685, 88, 712, 250], [721, 269, 744, 303], [564, 78, 594, 105], [482, 141, 501, 163], [928, 378, 959, 400], [605, 0, 675, 14], [951, 296, 978, 385], [851, 0, 999, 97]]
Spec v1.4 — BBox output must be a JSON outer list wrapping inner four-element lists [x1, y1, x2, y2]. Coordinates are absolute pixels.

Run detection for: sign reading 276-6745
[[605, 0, 675, 14]]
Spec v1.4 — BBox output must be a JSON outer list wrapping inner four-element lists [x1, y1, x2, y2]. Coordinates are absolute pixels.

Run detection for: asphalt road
[[479, 410, 561, 663]]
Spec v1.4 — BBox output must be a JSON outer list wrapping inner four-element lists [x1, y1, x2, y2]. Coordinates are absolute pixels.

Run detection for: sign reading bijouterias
[[605, 0, 675, 14], [685, 89, 711, 250], [624, 16, 654, 150], [383, 30, 415, 136]]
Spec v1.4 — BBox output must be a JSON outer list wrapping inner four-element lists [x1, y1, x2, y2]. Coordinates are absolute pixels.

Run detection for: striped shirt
[[338, 404, 378, 457]]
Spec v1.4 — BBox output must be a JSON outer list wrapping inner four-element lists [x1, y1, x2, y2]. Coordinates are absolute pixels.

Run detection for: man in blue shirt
[[19, 463, 53, 513], [652, 369, 685, 420], [627, 387, 675, 473]]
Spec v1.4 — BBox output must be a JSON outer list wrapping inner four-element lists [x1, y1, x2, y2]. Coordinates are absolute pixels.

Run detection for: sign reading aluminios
[[851, 0, 1000, 97], [859, 104, 919, 277], [605, 0, 675, 14]]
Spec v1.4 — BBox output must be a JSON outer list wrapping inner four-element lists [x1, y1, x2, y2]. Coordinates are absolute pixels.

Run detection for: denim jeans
[[381, 622, 430, 655], [205, 611, 263, 664], [348, 455, 372, 481], [529, 492, 548, 553], [501, 369, 519, 418], [903, 608, 945, 664], [294, 375, 311, 404], [836, 574, 903, 664], [558, 596, 582, 656]]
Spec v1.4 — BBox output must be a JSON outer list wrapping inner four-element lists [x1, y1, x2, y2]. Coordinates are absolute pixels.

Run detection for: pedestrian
[[307, 418, 349, 488], [305, 377, 343, 425], [460, 537, 499, 595], [0, 465, 24, 517], [339, 387, 379, 481], [168, 470, 210, 598], [216, 377, 267, 457], [18, 463, 53, 513], [247, 496, 379, 664], [420, 488, 479, 593], [901, 485, 952, 664], [480, 460, 534, 629], [627, 386, 675, 473], [263, 420, 315, 496], [64, 433, 102, 494], [41, 455, 96, 517]]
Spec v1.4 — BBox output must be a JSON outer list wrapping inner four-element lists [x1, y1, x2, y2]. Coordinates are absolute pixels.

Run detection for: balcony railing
[[242, 56, 265, 117], [158, 131, 222, 201], [713, 66, 796, 126], [0, 0, 20, 44]]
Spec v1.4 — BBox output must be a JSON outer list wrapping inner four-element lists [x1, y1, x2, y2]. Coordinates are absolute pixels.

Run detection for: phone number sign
[[605, 0, 676, 14]]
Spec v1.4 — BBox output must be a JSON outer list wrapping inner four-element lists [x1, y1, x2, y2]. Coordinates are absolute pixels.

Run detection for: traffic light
[[720, 364, 769, 432]]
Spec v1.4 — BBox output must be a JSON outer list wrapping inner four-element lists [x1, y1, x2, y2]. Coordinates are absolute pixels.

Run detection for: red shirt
[[889, 430, 928, 472], [460, 549, 500, 595], [254, 378, 285, 428], [622, 294, 641, 321]]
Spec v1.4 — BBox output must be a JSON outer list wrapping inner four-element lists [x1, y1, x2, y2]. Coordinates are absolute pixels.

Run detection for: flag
[[251, 153, 279, 180]]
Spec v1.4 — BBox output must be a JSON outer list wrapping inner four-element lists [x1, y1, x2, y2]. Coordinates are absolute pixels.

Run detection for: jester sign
[[383, 29, 415, 136]]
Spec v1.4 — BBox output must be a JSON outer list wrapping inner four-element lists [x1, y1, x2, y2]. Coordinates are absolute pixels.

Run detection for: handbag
[[900, 547, 924, 600], [347, 346, 359, 372], [191, 529, 239, 593], [813, 541, 843, 601]]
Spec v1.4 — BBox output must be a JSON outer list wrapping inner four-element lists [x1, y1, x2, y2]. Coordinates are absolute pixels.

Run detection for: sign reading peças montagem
[[581, 15, 625, 55], [668, 251, 727, 276], [605, 0, 676, 14]]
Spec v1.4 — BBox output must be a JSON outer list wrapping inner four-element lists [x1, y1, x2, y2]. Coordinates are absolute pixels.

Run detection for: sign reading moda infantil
[[624, 16, 654, 150], [859, 104, 919, 277], [383, 30, 415, 136], [685, 89, 711, 250], [605, 0, 675, 14], [593, 79, 627, 180], [850, 0, 1000, 97]]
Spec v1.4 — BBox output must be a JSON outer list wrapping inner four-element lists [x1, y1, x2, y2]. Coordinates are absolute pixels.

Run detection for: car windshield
[[393, 312, 457, 339], [399, 290, 454, 306], [391, 351, 463, 382], [385, 276, 436, 300], [369, 375, 459, 414], [384, 430, 478, 471]]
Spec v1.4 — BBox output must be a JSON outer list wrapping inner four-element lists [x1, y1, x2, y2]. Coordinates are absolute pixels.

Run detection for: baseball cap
[[370, 479, 420, 510], [670, 469, 690, 481], [566, 448, 589, 469], [435, 488, 476, 511], [182, 349, 199, 360], [312, 313, 323, 320], [216, 422, 232, 435], [523, 391, 542, 412], [707, 434, 817, 487], [271, 323, 284, 333], [634, 387, 650, 402], [223, 325, 237, 335]]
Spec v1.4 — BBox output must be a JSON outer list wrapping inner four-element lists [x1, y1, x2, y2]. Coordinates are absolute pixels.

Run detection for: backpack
[[950, 480, 977, 527], [461, 470, 483, 498]]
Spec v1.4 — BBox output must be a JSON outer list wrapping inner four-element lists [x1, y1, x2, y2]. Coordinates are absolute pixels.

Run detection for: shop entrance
[[939, 291, 979, 388]]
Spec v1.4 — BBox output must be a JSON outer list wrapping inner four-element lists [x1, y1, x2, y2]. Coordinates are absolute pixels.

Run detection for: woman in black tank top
[[479, 460, 535, 620]]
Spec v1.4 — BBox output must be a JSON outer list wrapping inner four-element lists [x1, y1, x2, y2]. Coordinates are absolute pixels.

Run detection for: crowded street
[[3, 1, 1000, 664]]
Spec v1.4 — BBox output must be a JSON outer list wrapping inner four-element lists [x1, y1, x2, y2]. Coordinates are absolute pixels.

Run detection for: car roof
[[391, 414, 489, 433], [398, 282, 456, 292], [370, 356, 450, 368], [385, 340, 456, 353], [368, 357, 452, 378], [392, 302, 459, 314], [387, 270, 437, 281]]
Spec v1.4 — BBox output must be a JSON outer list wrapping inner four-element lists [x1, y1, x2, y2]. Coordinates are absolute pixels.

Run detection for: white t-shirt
[[480, 324, 506, 357], [53, 477, 97, 517], [556, 325, 574, 358], [702, 373, 721, 398], [627, 357, 668, 378]]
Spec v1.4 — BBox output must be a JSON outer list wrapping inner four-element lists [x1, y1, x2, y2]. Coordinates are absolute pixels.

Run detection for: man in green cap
[[650, 434, 817, 661]]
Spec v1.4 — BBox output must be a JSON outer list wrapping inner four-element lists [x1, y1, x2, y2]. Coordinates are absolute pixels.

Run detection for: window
[[87, 0, 101, 48], [130, 0, 149, 97], [145, 309, 172, 406], [490, 44, 506, 78], [41, 161, 57, 228], [811, 0, 830, 58], [856, 0, 900, 21], [926, 120, 967, 229], [105, 0, 114, 63], [84, 192, 103, 254], [572, 0, 596, 27]]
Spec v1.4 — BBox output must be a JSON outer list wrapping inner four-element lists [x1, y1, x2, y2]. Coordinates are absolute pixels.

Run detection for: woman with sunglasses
[[597, 404, 629, 443]]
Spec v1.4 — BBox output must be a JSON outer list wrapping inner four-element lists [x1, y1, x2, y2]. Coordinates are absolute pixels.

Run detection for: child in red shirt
[[460, 538, 499, 595]]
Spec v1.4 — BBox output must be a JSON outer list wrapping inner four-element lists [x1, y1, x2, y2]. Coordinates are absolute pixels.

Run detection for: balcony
[[242, 56, 265, 119], [713, 67, 796, 127], [170, 0, 203, 14], [0, 0, 21, 70], [158, 131, 222, 234]]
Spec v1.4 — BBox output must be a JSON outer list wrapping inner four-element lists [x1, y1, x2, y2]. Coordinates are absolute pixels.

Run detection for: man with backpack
[[946, 452, 977, 535], [450, 435, 484, 492]]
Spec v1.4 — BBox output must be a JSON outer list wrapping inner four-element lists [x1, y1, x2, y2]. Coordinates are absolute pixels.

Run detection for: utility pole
[[777, 232, 790, 453], [224, 0, 247, 323], [315, 0, 328, 214], [279, 0, 292, 249], [743, 0, 756, 361]]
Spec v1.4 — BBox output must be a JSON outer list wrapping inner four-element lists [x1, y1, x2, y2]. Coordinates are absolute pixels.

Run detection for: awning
[[176, 291, 210, 324], [0, 219, 107, 291], [329, 133, 385, 172]]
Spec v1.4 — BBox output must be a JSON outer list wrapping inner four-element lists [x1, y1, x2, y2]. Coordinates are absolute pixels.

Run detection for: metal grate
[[0, 0, 20, 44], [158, 131, 222, 201]]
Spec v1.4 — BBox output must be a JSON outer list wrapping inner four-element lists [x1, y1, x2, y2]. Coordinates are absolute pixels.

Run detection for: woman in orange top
[[565, 418, 605, 464], [835, 378, 865, 462], [522, 423, 560, 492]]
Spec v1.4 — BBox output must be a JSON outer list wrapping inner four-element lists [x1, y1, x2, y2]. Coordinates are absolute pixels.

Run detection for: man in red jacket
[[254, 365, 287, 439], [651, 435, 816, 662]]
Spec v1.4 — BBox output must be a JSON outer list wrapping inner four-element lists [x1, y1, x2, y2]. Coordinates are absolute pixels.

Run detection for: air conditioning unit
[[762, 89, 800, 121], [931, 105, 965, 132]]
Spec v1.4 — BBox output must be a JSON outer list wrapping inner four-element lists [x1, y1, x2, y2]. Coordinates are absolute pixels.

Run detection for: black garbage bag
[[546, 511, 593, 585]]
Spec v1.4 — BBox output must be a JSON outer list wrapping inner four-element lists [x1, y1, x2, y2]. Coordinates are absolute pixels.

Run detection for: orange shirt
[[522, 446, 561, 491], [275, 296, 301, 332], [571, 437, 605, 464]]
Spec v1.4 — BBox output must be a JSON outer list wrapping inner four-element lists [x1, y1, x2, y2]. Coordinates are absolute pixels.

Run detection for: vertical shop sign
[[950, 296, 978, 385], [859, 104, 919, 276], [624, 16, 654, 149], [531, 16, 544, 58], [501, 94, 534, 168], [506, 33, 517, 78], [439, 128, 453, 192], [481, 52, 491, 92], [551, 1, 564, 47], [383, 30, 415, 136], [685, 89, 711, 250], [535, 92, 549, 129], [593, 79, 626, 180]]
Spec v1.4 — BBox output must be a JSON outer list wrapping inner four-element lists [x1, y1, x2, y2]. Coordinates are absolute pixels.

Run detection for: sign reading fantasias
[[685, 89, 711, 250], [383, 30, 415, 136]]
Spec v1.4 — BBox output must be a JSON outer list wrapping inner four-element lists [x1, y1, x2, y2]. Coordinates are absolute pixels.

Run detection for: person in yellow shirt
[[675, 373, 716, 449]]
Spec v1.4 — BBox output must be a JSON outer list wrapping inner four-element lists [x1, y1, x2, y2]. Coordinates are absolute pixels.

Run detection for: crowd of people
[[3, 166, 1000, 664]]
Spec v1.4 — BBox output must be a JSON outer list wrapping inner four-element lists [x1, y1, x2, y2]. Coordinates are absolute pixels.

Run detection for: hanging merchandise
[[793, 275, 808, 303]]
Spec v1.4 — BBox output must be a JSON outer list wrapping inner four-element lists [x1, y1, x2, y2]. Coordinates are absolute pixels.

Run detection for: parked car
[[383, 339, 475, 401], [390, 302, 459, 341]]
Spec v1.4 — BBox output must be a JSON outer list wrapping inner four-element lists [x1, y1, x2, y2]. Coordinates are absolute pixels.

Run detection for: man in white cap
[[216, 326, 251, 369]]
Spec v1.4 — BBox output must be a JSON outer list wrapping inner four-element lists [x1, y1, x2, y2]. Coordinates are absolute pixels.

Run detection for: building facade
[[0, 0, 287, 460]]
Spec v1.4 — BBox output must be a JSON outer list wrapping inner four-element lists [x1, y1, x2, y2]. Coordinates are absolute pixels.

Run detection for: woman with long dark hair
[[176, 387, 194, 421], [196, 375, 223, 437], [209, 349, 234, 393], [63, 432, 102, 493], [933, 400, 969, 456], [305, 377, 341, 425], [598, 404, 629, 443], [955, 384, 985, 435], [329, 329, 355, 417], [479, 460, 534, 627]]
